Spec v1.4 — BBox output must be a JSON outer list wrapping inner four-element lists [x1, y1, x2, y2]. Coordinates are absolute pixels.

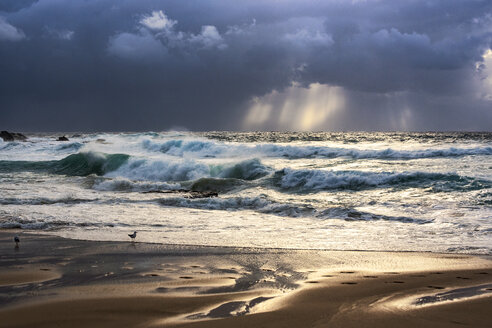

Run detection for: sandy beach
[[0, 231, 491, 327]]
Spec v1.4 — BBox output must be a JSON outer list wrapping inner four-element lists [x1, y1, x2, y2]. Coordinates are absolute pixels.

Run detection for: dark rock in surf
[[57, 136, 69, 141], [142, 189, 218, 199], [186, 191, 218, 199], [142, 189, 188, 194], [0, 131, 14, 141], [95, 138, 110, 144], [0, 131, 27, 141], [13, 132, 27, 141]]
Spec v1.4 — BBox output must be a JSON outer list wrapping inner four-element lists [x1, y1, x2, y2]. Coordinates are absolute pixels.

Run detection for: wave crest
[[156, 196, 431, 223], [53, 152, 130, 176], [276, 169, 491, 192], [106, 157, 271, 183], [0, 151, 129, 176], [141, 138, 492, 159]]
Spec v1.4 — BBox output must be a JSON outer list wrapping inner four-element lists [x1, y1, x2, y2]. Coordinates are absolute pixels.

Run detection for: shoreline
[[4, 229, 492, 256], [0, 231, 491, 327]]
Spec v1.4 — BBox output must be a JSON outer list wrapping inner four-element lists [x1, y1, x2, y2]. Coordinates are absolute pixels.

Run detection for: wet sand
[[0, 231, 491, 327]]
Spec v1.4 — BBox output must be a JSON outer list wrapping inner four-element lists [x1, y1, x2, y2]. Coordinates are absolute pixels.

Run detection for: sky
[[0, 0, 491, 132]]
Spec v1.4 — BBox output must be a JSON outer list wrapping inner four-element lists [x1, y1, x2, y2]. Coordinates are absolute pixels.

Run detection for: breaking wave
[[106, 157, 271, 182], [156, 196, 431, 223], [0, 151, 129, 176], [52, 152, 130, 176], [275, 169, 491, 192], [0, 216, 105, 230], [55, 142, 83, 152], [141, 138, 492, 159], [93, 178, 181, 192], [1, 150, 488, 194], [0, 196, 98, 206]]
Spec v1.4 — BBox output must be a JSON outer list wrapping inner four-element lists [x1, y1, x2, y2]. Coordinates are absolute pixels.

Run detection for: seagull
[[14, 235, 20, 247], [128, 231, 137, 242]]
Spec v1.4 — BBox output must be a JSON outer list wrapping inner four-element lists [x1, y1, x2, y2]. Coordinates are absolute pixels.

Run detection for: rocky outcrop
[[57, 136, 69, 141], [0, 131, 27, 142]]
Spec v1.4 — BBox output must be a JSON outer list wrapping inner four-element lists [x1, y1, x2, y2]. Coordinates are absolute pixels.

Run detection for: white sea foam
[[0, 131, 490, 253], [1, 133, 491, 162], [105, 157, 210, 181], [157, 195, 313, 216], [141, 138, 492, 159], [104, 157, 271, 182], [0, 216, 102, 230]]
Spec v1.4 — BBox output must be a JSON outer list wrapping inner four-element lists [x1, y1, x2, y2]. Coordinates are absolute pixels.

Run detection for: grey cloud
[[0, 0, 491, 131], [140, 10, 176, 31], [108, 10, 226, 60], [189, 25, 226, 49], [283, 28, 333, 48], [0, 17, 25, 41], [43, 27, 74, 40], [0, 0, 38, 13], [108, 29, 167, 59]]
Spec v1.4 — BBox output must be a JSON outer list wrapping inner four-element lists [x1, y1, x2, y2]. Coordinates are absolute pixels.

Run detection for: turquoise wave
[[0, 151, 130, 176]]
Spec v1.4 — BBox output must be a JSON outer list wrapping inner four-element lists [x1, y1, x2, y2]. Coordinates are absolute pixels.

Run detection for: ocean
[[0, 131, 491, 254]]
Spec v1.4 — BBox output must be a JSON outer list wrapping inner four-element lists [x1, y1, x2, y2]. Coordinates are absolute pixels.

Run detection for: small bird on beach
[[128, 231, 137, 242], [14, 235, 20, 247]]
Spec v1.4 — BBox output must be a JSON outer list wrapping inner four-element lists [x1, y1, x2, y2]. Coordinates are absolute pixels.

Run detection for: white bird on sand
[[128, 231, 137, 242], [14, 235, 20, 247]]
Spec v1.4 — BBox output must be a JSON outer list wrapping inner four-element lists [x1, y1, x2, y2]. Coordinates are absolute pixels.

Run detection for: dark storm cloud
[[0, 0, 39, 13], [0, 0, 491, 131]]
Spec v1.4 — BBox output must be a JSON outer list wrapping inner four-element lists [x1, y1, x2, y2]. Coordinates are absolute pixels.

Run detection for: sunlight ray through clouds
[[480, 49, 492, 100], [243, 83, 345, 131]]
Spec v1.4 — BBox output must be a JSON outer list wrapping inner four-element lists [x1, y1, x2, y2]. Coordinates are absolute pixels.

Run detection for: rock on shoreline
[[0, 131, 27, 142]]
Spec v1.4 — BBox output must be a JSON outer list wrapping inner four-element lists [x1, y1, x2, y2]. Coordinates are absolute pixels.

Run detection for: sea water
[[0, 131, 491, 253]]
